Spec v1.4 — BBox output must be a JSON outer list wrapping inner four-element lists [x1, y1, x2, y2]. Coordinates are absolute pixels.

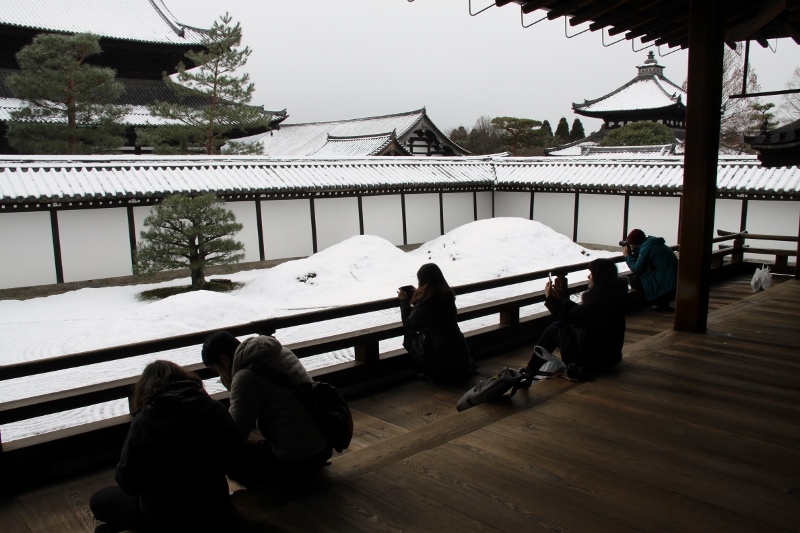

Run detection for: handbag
[[402, 331, 428, 362]]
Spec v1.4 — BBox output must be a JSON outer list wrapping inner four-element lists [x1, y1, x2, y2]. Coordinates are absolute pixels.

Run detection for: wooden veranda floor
[[2, 275, 799, 532]]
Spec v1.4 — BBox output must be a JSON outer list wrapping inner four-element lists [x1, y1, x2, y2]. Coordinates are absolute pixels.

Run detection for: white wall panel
[[494, 191, 530, 219], [362, 195, 403, 246], [224, 201, 260, 262], [442, 192, 474, 233], [314, 197, 360, 251], [405, 193, 440, 244], [628, 196, 680, 245], [576, 194, 625, 246], [713, 199, 742, 235], [0, 212, 56, 289], [476, 191, 492, 220], [261, 199, 313, 259], [58, 208, 132, 282], [533, 192, 575, 238], [745, 200, 800, 259]]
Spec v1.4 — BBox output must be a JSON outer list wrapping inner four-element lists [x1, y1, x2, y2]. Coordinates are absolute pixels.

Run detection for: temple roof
[[573, 52, 687, 117], [0, 0, 206, 45], [310, 132, 410, 157], [744, 118, 800, 168], [230, 108, 468, 157]]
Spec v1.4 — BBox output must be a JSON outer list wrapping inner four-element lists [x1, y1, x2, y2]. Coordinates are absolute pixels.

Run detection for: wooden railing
[[711, 230, 800, 277], [2, 227, 796, 461]]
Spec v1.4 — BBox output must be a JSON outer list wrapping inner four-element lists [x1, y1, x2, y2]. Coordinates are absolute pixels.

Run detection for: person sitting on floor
[[202, 332, 333, 477], [90, 360, 246, 533], [623, 228, 678, 311], [522, 258, 628, 380], [397, 263, 477, 383]]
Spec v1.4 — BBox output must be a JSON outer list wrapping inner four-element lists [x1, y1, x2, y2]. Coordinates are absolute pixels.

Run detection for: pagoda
[[0, 0, 286, 154], [547, 52, 686, 156]]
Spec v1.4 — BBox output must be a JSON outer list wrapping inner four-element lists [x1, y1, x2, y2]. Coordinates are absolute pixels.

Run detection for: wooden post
[[401, 193, 408, 245], [473, 191, 478, 221], [126, 205, 137, 272], [622, 193, 630, 243], [255, 200, 266, 261], [732, 233, 744, 265], [439, 192, 445, 236], [355, 339, 380, 364], [309, 197, 318, 254], [50, 209, 64, 284], [358, 195, 365, 236], [572, 192, 580, 242], [674, 0, 725, 333], [796, 213, 800, 280], [499, 307, 519, 326]]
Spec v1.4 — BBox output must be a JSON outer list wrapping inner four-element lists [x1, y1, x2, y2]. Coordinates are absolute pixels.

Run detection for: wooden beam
[[674, 0, 725, 333], [724, 0, 786, 42], [255, 200, 265, 261], [49, 210, 64, 284], [309, 198, 318, 254]]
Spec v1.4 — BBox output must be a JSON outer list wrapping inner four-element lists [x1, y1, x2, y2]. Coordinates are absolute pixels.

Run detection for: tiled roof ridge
[[409, 115, 470, 156], [573, 74, 683, 111], [326, 131, 397, 141], [281, 108, 426, 128]]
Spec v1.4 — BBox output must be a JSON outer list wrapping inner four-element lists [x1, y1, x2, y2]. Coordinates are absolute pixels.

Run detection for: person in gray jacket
[[202, 332, 332, 476]]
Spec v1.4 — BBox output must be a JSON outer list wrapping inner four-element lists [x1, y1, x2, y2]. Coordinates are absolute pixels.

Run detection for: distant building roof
[[231, 108, 468, 157], [744, 118, 800, 168], [573, 52, 687, 118], [1, 155, 796, 206], [310, 132, 410, 157], [0, 0, 206, 45], [547, 143, 678, 157]]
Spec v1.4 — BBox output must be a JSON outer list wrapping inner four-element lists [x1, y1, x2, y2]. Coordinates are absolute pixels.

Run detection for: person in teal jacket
[[623, 229, 678, 311]]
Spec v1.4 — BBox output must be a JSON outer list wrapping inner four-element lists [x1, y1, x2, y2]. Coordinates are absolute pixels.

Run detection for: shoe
[[565, 364, 586, 381]]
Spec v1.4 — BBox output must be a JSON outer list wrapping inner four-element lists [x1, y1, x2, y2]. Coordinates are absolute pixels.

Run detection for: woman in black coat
[[524, 258, 627, 379], [397, 263, 477, 382], [90, 360, 247, 533]]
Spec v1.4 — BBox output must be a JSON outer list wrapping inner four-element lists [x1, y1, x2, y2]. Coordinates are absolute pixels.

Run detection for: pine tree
[[599, 121, 675, 147], [139, 13, 270, 155], [554, 117, 570, 142], [569, 118, 586, 142], [541, 120, 553, 138], [491, 116, 543, 156], [135, 194, 245, 290], [6, 33, 128, 154]]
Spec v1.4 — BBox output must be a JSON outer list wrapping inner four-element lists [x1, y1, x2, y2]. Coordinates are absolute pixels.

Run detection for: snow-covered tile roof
[[0, 155, 797, 204], [0, 0, 206, 45], [0, 156, 496, 203], [1, 98, 176, 126], [494, 156, 800, 196], [234, 109, 428, 156], [311, 133, 404, 157], [575, 76, 686, 114]]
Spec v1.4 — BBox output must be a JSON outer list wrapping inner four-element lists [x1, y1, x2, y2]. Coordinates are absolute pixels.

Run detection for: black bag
[[250, 365, 353, 453], [295, 381, 353, 453], [402, 330, 428, 362], [456, 367, 530, 412]]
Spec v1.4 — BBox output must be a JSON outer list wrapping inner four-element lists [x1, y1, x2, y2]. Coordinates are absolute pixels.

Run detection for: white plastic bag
[[750, 264, 772, 292]]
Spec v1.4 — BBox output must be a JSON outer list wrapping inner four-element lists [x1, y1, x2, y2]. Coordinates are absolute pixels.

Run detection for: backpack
[[249, 365, 354, 453], [456, 367, 530, 412]]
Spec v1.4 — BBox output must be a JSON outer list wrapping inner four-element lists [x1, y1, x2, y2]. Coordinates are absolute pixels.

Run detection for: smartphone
[[399, 285, 415, 296], [548, 272, 553, 285]]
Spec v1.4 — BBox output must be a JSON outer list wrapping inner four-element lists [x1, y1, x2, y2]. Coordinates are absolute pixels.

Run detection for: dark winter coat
[[400, 293, 477, 381], [115, 381, 243, 530], [229, 335, 330, 461], [624, 235, 678, 301], [545, 276, 628, 372]]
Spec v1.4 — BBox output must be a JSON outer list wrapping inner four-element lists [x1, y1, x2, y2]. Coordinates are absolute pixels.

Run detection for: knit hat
[[626, 229, 646, 246]]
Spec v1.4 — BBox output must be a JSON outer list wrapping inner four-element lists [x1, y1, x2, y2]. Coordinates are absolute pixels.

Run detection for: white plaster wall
[[442, 192, 474, 233], [713, 199, 742, 235], [132, 205, 151, 245], [224, 201, 260, 262], [362, 195, 403, 246], [494, 191, 530, 219], [745, 200, 800, 259], [58, 208, 133, 282], [405, 193, 440, 244], [314, 197, 360, 251], [476, 191, 492, 220], [628, 196, 680, 245], [261, 199, 313, 259], [533, 192, 575, 239], [0, 211, 57, 289], [576, 194, 626, 246]]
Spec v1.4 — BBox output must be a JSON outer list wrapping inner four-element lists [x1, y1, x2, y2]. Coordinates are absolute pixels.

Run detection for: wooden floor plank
[[485, 411, 799, 531], [0, 497, 29, 533]]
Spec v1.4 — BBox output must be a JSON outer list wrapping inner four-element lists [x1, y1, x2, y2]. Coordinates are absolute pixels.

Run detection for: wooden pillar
[[401, 193, 408, 245], [529, 190, 534, 220], [126, 205, 137, 272], [674, 0, 725, 333], [473, 191, 478, 221], [357, 195, 365, 236], [255, 200, 265, 261], [739, 198, 749, 232], [572, 192, 580, 242], [309, 198, 318, 254], [50, 210, 64, 284], [622, 193, 630, 242], [438, 192, 445, 236]]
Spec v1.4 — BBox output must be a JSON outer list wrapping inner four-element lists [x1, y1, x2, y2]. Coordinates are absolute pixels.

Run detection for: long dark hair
[[132, 360, 203, 411], [410, 263, 456, 305], [588, 258, 619, 287]]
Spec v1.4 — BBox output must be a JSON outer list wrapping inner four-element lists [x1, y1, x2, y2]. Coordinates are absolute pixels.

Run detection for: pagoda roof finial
[[638, 51, 665, 77]]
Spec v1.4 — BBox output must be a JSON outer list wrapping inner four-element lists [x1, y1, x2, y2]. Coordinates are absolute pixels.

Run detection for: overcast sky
[[164, 0, 800, 134]]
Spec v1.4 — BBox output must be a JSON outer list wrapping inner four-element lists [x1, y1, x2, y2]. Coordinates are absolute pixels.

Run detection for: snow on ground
[[0, 218, 615, 441]]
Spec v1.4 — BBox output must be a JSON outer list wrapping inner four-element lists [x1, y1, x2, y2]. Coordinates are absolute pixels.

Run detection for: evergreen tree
[[749, 102, 777, 132], [599, 121, 675, 147], [541, 120, 553, 138], [554, 117, 570, 142], [139, 13, 270, 155], [136, 194, 245, 290], [490, 116, 543, 156], [6, 33, 128, 154], [569, 118, 586, 141], [464, 115, 505, 155]]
